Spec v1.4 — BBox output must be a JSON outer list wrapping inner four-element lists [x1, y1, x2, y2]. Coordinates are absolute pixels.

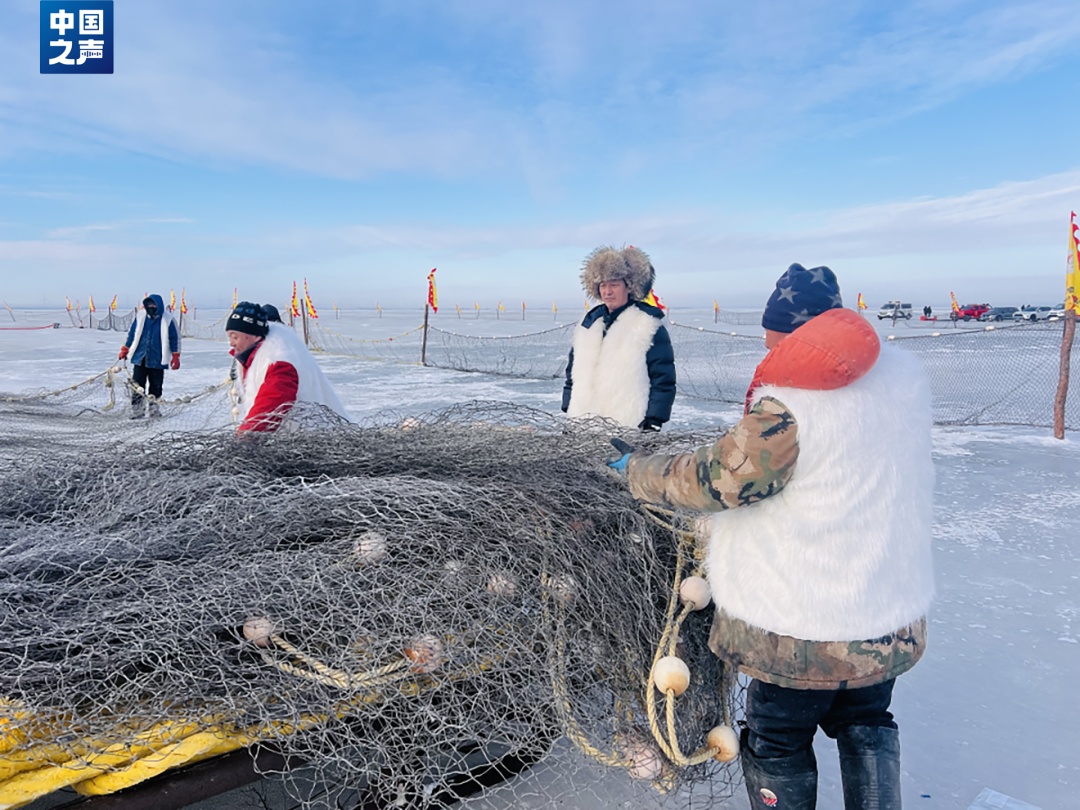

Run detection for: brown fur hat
[[580, 245, 656, 301]]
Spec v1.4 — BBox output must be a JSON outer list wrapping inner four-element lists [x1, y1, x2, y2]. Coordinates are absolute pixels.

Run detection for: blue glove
[[607, 437, 635, 473], [607, 453, 630, 472]]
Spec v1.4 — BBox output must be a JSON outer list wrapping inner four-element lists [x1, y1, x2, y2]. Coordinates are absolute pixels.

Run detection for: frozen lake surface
[[2, 309, 1077, 809]]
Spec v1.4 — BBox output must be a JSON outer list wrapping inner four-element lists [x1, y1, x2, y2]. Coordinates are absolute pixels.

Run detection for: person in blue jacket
[[117, 294, 181, 418], [562, 245, 676, 430]]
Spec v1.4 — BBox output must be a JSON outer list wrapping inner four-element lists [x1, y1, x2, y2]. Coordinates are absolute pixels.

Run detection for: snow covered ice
[[1, 309, 1076, 810]]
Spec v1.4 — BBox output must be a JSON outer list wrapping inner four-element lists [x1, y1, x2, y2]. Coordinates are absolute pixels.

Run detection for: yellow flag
[[642, 288, 666, 310], [304, 278, 319, 318]]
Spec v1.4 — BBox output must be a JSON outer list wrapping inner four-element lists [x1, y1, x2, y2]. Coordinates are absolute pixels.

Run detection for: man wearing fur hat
[[226, 301, 350, 432], [613, 264, 934, 809], [561, 245, 676, 430]]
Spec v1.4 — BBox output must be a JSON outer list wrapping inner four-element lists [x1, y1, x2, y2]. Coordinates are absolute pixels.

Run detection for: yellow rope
[[638, 505, 726, 768], [258, 635, 411, 689], [0, 637, 504, 808]]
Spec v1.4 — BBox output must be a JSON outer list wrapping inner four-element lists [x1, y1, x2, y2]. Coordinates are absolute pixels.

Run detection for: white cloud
[[3, 1, 1076, 184]]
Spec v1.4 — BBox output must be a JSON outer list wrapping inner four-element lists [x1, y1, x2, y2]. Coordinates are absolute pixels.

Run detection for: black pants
[[745, 678, 896, 759], [131, 364, 164, 406]]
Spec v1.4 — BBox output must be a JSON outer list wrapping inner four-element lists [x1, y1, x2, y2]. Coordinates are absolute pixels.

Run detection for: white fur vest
[[128, 310, 176, 367], [705, 346, 935, 641], [237, 324, 349, 422], [566, 307, 661, 428]]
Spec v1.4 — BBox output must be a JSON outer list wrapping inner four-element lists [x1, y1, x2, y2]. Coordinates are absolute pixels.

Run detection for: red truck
[[951, 303, 990, 321]]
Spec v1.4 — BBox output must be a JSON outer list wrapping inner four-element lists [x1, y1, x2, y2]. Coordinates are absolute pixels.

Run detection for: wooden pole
[[421, 304, 430, 366], [1053, 310, 1075, 439]]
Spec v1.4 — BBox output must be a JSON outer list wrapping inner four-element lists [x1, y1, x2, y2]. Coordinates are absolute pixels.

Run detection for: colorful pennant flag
[[88, 295, 96, 313], [65, 296, 72, 311], [949, 292, 960, 313], [857, 293, 867, 310], [180, 289, 188, 315], [110, 295, 118, 311], [642, 288, 666, 311], [169, 290, 176, 311], [290, 281, 300, 317], [427, 269, 438, 312], [303, 278, 318, 319], [233, 287, 238, 308]]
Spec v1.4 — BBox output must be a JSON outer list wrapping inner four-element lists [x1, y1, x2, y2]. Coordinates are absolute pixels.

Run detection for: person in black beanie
[[226, 301, 348, 432], [610, 263, 934, 810]]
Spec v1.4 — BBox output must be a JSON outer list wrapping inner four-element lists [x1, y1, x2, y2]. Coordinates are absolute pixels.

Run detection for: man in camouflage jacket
[[624, 264, 935, 810]]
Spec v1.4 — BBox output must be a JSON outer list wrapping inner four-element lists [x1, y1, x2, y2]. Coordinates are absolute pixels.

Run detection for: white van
[[877, 302, 913, 320]]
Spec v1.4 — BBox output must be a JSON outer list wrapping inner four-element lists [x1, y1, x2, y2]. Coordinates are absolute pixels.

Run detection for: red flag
[[427, 268, 438, 312]]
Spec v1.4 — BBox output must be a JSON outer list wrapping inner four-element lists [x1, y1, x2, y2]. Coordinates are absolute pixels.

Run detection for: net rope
[[25, 312, 1080, 429]]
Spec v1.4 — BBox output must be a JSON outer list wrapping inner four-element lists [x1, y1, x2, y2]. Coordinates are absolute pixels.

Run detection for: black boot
[[741, 732, 818, 810], [836, 725, 902, 810]]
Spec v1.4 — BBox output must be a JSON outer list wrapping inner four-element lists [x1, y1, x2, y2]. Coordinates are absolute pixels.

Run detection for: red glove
[[170, 352, 181, 370], [118, 345, 129, 360]]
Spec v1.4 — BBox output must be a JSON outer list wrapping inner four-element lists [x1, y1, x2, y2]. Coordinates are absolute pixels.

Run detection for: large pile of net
[[0, 403, 742, 810]]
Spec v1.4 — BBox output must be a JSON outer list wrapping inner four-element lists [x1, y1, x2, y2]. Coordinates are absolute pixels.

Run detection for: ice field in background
[[2, 309, 1077, 809]]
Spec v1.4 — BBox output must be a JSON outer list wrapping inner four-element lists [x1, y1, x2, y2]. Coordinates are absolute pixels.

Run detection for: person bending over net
[[226, 301, 349, 432]]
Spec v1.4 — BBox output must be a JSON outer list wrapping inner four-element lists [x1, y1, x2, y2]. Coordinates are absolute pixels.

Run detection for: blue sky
[[1, 0, 1079, 310]]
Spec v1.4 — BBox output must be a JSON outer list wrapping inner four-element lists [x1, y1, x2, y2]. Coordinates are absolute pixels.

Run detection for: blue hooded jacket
[[124, 294, 180, 369]]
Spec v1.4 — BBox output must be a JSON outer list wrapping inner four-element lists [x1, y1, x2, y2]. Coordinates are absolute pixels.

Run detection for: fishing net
[[667, 320, 1080, 429], [0, 364, 235, 454], [88, 306, 1080, 429], [0, 402, 743, 810]]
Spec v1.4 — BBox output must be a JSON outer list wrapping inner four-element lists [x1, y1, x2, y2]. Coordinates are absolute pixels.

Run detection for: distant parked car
[[877, 302, 913, 320], [980, 306, 1018, 322], [1048, 303, 1067, 319], [1013, 306, 1053, 322], [950, 303, 990, 321]]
